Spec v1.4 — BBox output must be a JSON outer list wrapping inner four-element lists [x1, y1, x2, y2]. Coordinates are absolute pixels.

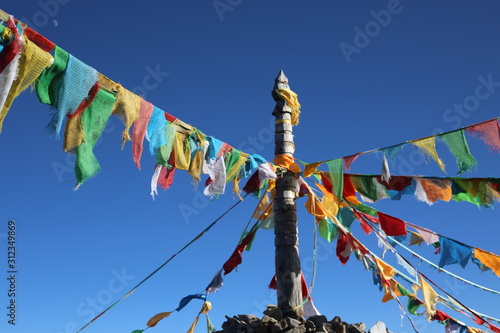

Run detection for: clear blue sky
[[1, 1, 499, 333]]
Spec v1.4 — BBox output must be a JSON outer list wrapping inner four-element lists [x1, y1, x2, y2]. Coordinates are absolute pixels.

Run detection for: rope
[[75, 194, 248, 333]]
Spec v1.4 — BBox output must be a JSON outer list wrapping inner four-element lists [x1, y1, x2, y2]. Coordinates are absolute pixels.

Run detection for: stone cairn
[[216, 305, 392, 333]]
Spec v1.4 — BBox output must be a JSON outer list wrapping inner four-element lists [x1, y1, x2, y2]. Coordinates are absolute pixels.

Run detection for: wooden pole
[[272, 70, 303, 319]]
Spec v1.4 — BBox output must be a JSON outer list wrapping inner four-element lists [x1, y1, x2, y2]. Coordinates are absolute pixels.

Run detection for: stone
[[330, 316, 342, 328], [323, 323, 334, 333], [270, 320, 285, 333], [368, 321, 391, 333], [283, 317, 302, 330], [221, 315, 255, 333], [308, 315, 328, 328], [305, 320, 316, 332], [335, 324, 347, 333], [262, 315, 278, 325], [289, 325, 307, 333], [258, 323, 272, 333], [347, 322, 366, 333], [238, 314, 262, 328], [264, 305, 284, 321]]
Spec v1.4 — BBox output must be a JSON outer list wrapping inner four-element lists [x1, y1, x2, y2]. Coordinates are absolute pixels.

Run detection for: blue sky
[[1, 1, 500, 332]]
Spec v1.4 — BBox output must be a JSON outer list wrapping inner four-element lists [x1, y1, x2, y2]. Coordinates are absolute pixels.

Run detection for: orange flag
[[474, 248, 500, 277]]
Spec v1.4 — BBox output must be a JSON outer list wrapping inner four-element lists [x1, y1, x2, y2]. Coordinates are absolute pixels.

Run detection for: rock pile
[[216, 305, 392, 333]]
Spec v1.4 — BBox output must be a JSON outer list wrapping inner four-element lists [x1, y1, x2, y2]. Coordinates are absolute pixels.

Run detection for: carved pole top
[[272, 70, 290, 102]]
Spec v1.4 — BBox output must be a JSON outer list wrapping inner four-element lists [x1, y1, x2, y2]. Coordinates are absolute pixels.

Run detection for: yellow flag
[[420, 275, 438, 321], [174, 132, 191, 170], [187, 302, 212, 333], [64, 112, 84, 152], [187, 315, 200, 333], [304, 194, 330, 220], [374, 257, 396, 281], [146, 311, 173, 327], [411, 137, 446, 172], [304, 162, 322, 178]]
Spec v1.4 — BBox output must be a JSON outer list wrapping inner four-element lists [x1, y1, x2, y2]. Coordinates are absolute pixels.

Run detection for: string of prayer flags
[[351, 228, 498, 332], [315, 118, 500, 175], [329, 214, 497, 331], [137, 293, 207, 331], [343, 174, 500, 208], [385, 230, 500, 296], [421, 274, 500, 331], [0, 18, 273, 196]]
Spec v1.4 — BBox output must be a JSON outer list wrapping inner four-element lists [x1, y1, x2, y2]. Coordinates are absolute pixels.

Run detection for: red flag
[[431, 310, 450, 322], [376, 175, 413, 191], [223, 229, 257, 275], [336, 232, 352, 264], [377, 212, 407, 236]]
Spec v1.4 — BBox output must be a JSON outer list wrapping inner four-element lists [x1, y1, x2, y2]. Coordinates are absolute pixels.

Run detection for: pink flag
[[467, 120, 500, 152], [132, 100, 154, 169]]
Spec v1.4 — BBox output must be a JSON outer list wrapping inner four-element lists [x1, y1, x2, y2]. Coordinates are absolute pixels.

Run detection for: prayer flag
[[377, 212, 407, 236], [411, 137, 446, 172], [74, 89, 116, 185], [438, 237, 473, 268], [440, 130, 477, 174], [35, 45, 69, 105], [47, 54, 98, 137], [473, 248, 500, 277], [467, 120, 500, 153], [420, 275, 438, 321], [132, 100, 154, 169], [326, 159, 343, 200]]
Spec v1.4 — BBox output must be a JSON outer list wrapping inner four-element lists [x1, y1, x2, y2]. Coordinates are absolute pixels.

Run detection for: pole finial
[[275, 70, 289, 89], [272, 70, 290, 102]]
